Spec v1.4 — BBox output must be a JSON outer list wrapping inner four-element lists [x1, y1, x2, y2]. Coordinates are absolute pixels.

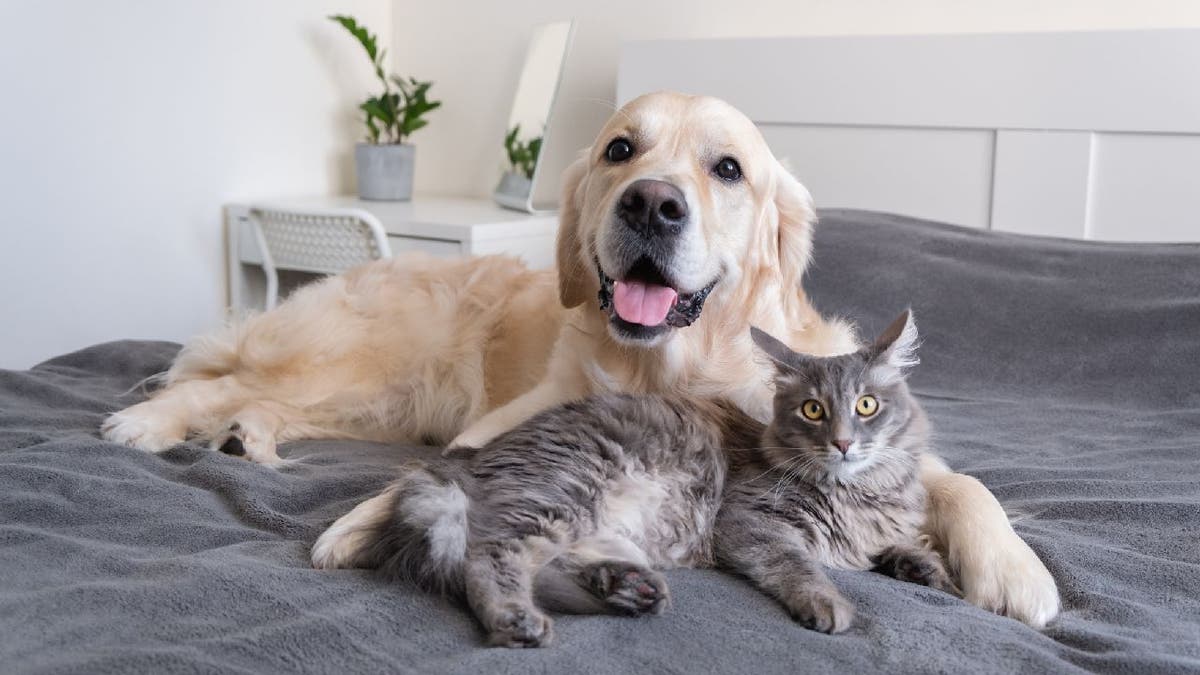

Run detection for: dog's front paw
[[440, 442, 478, 458], [444, 431, 487, 456], [209, 421, 282, 465], [486, 604, 553, 648], [786, 587, 854, 634], [954, 530, 1060, 628], [100, 405, 184, 452]]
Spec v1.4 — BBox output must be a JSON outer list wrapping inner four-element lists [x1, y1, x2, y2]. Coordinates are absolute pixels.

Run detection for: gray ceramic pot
[[495, 170, 533, 201], [355, 143, 414, 201]]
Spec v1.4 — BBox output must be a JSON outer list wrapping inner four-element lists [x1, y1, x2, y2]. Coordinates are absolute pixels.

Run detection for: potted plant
[[329, 15, 441, 201], [496, 123, 543, 201]]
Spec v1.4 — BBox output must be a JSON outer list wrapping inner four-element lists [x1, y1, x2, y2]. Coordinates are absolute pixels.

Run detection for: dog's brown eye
[[605, 138, 634, 163], [714, 157, 741, 181]]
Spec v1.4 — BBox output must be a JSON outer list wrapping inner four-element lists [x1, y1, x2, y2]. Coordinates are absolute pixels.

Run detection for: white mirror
[[493, 20, 574, 213]]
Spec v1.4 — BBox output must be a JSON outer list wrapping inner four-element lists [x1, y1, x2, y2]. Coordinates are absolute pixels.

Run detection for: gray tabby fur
[[329, 311, 954, 646], [339, 394, 759, 647], [716, 310, 957, 633]]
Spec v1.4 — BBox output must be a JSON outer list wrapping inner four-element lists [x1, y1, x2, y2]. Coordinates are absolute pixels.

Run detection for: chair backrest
[[249, 206, 392, 275]]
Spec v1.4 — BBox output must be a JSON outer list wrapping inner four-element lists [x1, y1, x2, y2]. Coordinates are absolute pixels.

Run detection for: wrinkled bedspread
[[2, 210, 1198, 673]]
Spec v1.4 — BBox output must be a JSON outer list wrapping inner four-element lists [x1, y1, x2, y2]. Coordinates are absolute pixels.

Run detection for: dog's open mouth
[[597, 257, 717, 340]]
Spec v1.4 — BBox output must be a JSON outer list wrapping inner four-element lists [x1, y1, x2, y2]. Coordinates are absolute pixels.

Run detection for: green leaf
[[328, 16, 444, 140], [400, 117, 428, 137], [524, 136, 543, 178], [361, 98, 396, 127], [502, 124, 543, 178], [392, 80, 440, 141], [504, 125, 521, 165], [389, 75, 411, 98], [328, 15, 378, 62], [363, 114, 380, 143]]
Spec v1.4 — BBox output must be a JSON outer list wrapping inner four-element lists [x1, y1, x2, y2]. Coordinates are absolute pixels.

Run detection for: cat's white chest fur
[[596, 469, 714, 568], [815, 482, 928, 570]]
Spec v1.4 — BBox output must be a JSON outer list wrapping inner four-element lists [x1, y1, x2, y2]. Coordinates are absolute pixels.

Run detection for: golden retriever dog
[[101, 91, 1059, 627]]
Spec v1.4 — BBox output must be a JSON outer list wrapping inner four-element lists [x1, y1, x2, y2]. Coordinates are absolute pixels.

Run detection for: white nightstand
[[226, 196, 558, 311]]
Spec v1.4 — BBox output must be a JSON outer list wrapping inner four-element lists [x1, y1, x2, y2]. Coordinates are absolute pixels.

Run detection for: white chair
[[247, 206, 392, 310]]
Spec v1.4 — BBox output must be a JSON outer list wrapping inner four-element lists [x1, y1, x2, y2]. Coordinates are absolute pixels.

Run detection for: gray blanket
[[2, 210, 1198, 674]]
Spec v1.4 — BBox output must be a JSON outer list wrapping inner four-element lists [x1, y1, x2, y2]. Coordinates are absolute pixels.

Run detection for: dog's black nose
[[617, 179, 689, 237]]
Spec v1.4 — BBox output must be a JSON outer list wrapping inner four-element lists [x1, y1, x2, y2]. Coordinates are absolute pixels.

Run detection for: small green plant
[[504, 124, 543, 179], [329, 15, 441, 144]]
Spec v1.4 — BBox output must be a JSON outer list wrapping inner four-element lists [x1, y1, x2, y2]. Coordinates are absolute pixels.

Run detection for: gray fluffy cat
[[317, 310, 954, 646], [332, 393, 756, 647], [717, 311, 956, 633]]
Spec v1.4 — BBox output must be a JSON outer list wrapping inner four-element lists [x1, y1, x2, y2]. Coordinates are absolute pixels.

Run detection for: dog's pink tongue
[[613, 280, 678, 326]]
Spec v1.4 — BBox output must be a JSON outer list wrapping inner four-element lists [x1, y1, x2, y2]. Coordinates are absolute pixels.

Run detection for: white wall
[[390, 0, 1200, 202], [0, 0, 391, 368], [3, 1, 1199, 368]]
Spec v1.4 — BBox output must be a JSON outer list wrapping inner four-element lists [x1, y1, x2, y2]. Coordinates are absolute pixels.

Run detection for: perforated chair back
[[248, 206, 392, 309]]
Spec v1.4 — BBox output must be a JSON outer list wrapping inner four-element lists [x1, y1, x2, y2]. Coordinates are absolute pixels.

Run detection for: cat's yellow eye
[[800, 399, 825, 421], [856, 395, 880, 417]]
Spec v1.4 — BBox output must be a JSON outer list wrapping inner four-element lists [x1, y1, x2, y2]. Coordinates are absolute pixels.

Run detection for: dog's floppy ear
[[772, 160, 817, 294], [556, 155, 590, 308]]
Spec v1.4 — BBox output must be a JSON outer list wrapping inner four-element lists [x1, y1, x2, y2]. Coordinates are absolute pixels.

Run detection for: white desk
[[226, 196, 558, 311]]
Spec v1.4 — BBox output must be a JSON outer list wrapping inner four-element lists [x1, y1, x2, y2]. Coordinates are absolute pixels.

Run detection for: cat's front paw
[[786, 587, 854, 634], [485, 604, 553, 648], [589, 561, 671, 616], [874, 546, 960, 596]]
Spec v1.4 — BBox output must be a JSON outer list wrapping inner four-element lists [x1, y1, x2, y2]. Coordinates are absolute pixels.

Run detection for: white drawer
[[386, 235, 463, 258]]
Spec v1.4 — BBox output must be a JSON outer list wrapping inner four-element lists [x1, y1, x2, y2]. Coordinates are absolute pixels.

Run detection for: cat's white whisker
[[769, 454, 825, 505], [738, 452, 810, 488], [759, 459, 804, 500]]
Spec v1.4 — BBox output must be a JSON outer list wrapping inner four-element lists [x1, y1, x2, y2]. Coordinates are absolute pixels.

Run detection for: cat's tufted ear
[[556, 155, 592, 309], [870, 310, 920, 375], [751, 326, 804, 372]]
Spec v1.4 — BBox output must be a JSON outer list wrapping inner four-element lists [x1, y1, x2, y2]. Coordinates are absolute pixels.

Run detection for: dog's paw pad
[[208, 420, 281, 465], [218, 436, 246, 456]]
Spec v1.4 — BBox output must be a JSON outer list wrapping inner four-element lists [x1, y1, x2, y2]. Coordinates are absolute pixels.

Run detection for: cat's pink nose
[[832, 440, 851, 455]]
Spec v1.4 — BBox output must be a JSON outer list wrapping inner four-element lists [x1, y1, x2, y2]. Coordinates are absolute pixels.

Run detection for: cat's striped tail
[[311, 462, 470, 597]]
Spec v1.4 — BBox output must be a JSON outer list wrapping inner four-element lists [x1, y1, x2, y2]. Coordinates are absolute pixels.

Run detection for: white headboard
[[618, 30, 1200, 242]]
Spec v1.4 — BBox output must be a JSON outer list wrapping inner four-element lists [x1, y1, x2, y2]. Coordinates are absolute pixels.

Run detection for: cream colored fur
[[102, 253, 560, 460], [311, 489, 401, 571], [103, 91, 1058, 627]]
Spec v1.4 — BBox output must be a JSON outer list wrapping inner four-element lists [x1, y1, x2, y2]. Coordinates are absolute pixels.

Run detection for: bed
[[6, 26, 1200, 674], [2, 209, 1198, 673], [617, 29, 1200, 243]]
